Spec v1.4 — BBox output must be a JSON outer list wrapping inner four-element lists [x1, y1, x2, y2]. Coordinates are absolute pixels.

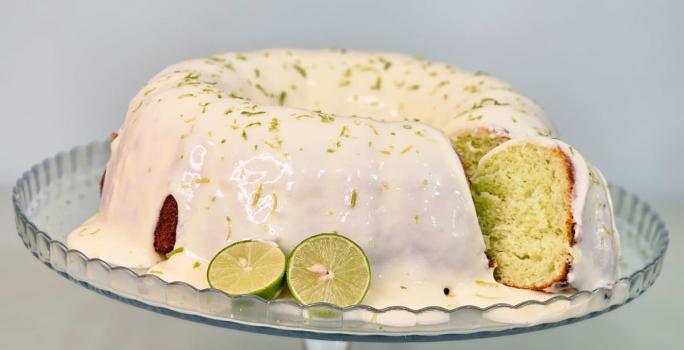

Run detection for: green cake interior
[[470, 142, 573, 290], [451, 129, 510, 178]]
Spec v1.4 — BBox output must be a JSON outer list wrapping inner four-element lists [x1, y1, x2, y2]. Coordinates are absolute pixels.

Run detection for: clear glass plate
[[12, 140, 669, 342]]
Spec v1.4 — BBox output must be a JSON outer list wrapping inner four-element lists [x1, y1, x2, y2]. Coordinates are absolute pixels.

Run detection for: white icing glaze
[[66, 49, 618, 309], [569, 166, 622, 290], [479, 136, 621, 291]]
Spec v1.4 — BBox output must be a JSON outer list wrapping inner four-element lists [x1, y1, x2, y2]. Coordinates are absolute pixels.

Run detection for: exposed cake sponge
[[471, 141, 574, 290], [451, 128, 510, 178]]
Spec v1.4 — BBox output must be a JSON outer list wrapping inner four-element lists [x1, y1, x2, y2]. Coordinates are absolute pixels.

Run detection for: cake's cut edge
[[471, 139, 576, 290], [451, 128, 511, 179], [153, 195, 178, 254]]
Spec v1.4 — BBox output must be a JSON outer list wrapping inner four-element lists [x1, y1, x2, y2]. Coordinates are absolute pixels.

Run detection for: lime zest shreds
[[193, 177, 210, 184], [165, 246, 185, 258], [286, 233, 371, 307], [349, 189, 358, 209], [475, 280, 499, 287], [223, 62, 236, 71], [400, 145, 414, 154], [143, 87, 156, 96], [132, 100, 143, 113], [278, 91, 287, 106], [589, 169, 601, 185], [252, 184, 263, 206], [225, 216, 233, 240], [193, 261, 201, 269], [76, 227, 88, 236], [293, 64, 307, 78], [88, 228, 101, 235], [316, 111, 335, 123], [207, 240, 286, 299], [370, 76, 382, 90], [199, 101, 210, 113], [339, 125, 350, 138], [475, 292, 502, 300], [207, 55, 226, 62], [365, 123, 380, 135], [463, 85, 478, 93], [269, 118, 280, 132], [183, 72, 201, 80], [255, 83, 269, 96], [241, 110, 266, 116], [471, 97, 508, 109]]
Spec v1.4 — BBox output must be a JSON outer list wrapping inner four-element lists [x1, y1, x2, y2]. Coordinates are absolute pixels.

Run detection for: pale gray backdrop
[[1, 1, 682, 349]]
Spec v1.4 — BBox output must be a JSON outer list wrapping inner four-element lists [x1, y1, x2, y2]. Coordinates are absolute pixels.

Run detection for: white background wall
[[1, 0, 682, 203]]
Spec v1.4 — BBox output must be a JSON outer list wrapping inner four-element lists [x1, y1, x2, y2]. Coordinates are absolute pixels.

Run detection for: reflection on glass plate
[[12, 141, 669, 342]]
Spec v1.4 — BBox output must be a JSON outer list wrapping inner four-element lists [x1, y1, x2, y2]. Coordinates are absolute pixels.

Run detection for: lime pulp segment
[[207, 240, 286, 300], [286, 233, 371, 307]]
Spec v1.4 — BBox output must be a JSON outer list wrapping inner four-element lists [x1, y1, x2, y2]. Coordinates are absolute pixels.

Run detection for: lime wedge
[[286, 233, 371, 307], [207, 240, 286, 300]]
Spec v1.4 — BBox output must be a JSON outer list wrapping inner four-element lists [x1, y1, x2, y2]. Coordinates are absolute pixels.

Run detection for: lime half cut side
[[286, 233, 371, 307], [207, 240, 286, 300]]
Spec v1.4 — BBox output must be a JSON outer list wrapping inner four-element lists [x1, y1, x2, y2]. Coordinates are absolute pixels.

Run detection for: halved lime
[[207, 240, 286, 300], [286, 233, 371, 307]]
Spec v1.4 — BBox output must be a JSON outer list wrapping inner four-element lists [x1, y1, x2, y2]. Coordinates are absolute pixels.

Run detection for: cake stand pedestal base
[[303, 339, 350, 350]]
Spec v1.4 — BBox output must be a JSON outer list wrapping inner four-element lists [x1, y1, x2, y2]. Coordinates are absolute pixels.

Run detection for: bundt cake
[[67, 49, 620, 308]]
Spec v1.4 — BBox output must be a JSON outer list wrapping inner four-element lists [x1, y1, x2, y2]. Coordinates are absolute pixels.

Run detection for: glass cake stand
[[12, 141, 669, 349]]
